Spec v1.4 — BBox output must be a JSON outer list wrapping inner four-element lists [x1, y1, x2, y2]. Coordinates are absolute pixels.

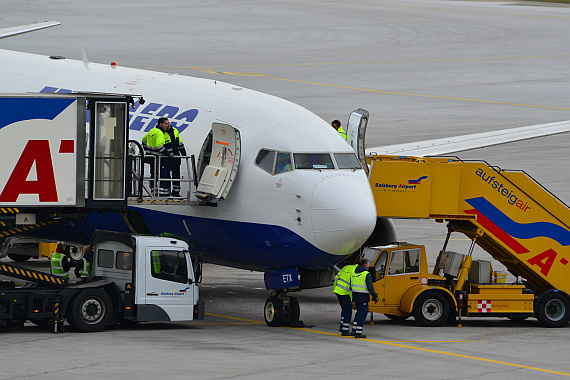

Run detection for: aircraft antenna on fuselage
[[0, 21, 60, 40]]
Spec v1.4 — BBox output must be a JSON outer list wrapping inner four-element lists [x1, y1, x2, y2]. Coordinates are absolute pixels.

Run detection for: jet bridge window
[[334, 153, 362, 170], [387, 249, 420, 275], [293, 153, 334, 169], [150, 250, 188, 284]]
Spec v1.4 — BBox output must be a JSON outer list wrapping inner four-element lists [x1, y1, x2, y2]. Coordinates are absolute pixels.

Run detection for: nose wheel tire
[[282, 296, 301, 326], [264, 296, 283, 327], [536, 292, 570, 328], [413, 291, 449, 327]]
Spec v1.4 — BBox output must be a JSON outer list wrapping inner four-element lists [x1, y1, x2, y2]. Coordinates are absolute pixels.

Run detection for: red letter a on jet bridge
[[0, 140, 58, 202]]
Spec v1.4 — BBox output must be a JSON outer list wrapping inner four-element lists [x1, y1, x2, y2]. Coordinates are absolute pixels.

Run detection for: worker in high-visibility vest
[[50, 241, 71, 280], [334, 263, 358, 336], [75, 245, 92, 279], [142, 117, 186, 197], [331, 120, 347, 140], [142, 119, 170, 196], [350, 258, 379, 339]]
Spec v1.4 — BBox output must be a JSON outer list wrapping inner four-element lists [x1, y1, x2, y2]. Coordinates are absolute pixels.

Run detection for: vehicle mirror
[[188, 278, 193, 285]]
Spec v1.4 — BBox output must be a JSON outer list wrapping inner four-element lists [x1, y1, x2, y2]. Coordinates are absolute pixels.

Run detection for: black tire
[[283, 296, 301, 326], [384, 314, 409, 321], [412, 291, 449, 327], [264, 296, 283, 327], [535, 292, 570, 328], [8, 253, 31, 262], [446, 305, 457, 325], [67, 289, 113, 332]]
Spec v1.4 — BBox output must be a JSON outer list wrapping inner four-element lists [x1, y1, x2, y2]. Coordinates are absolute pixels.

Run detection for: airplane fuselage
[[0, 48, 377, 272]]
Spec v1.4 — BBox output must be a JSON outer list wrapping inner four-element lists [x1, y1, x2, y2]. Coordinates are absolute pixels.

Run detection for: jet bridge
[[368, 155, 570, 295], [0, 92, 139, 252]]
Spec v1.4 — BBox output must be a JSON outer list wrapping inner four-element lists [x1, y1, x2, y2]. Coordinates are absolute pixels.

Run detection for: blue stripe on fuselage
[[25, 208, 339, 271]]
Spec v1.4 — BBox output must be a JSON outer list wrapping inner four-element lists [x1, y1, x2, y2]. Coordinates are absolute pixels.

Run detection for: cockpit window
[[293, 153, 334, 169], [275, 152, 292, 173], [255, 149, 275, 174], [334, 153, 362, 169]]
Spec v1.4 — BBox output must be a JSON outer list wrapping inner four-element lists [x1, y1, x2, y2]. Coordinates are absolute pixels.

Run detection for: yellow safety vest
[[350, 271, 370, 294], [151, 251, 161, 274], [79, 258, 91, 278], [142, 127, 184, 157], [334, 264, 357, 296], [338, 127, 347, 140], [51, 251, 69, 279]]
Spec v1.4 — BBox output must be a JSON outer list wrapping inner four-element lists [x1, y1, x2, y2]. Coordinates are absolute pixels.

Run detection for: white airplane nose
[[310, 174, 376, 255]]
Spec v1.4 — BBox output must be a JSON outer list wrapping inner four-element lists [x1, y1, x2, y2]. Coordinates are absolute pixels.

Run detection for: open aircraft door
[[346, 109, 369, 174], [196, 122, 241, 203]]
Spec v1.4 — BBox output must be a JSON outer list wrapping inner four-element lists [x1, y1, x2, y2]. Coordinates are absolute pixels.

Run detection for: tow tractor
[[362, 155, 570, 327]]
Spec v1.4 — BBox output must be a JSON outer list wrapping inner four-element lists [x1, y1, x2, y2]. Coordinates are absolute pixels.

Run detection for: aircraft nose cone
[[310, 174, 376, 255]]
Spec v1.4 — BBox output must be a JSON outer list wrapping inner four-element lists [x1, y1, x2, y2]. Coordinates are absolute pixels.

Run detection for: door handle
[[147, 292, 158, 296], [410, 277, 419, 280]]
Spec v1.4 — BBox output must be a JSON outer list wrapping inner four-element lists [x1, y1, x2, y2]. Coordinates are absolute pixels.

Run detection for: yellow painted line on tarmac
[[194, 322, 263, 325], [170, 55, 570, 111], [271, 77, 570, 111], [204, 312, 265, 324], [204, 311, 570, 376], [291, 326, 570, 377], [165, 54, 570, 70]]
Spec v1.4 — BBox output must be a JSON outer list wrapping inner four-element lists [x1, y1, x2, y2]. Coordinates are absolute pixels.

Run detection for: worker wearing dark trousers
[[333, 264, 357, 336], [50, 241, 71, 280], [350, 258, 378, 338]]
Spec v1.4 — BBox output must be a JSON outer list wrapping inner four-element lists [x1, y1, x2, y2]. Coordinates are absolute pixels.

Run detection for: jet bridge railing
[[128, 141, 198, 203], [368, 155, 570, 295]]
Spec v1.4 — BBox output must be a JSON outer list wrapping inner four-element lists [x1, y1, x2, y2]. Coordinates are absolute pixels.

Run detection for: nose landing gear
[[264, 290, 303, 327]]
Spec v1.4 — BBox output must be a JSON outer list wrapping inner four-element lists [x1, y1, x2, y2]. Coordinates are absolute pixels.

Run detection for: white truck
[[0, 230, 204, 332]]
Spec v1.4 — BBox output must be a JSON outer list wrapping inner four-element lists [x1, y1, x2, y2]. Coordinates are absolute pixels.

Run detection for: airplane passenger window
[[275, 152, 292, 174], [334, 153, 362, 169], [255, 149, 276, 174], [293, 153, 334, 169]]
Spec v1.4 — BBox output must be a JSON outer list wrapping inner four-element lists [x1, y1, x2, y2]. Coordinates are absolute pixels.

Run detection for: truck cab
[[362, 243, 456, 326], [90, 230, 204, 326]]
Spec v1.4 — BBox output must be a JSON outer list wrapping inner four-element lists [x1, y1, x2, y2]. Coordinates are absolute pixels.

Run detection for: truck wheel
[[413, 291, 449, 327], [282, 296, 301, 326], [536, 292, 570, 328], [264, 296, 283, 327], [67, 289, 112, 332], [7, 253, 31, 262]]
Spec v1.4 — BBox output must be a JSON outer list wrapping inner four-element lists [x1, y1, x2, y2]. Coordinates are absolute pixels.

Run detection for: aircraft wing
[[0, 21, 60, 40], [366, 120, 570, 157]]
